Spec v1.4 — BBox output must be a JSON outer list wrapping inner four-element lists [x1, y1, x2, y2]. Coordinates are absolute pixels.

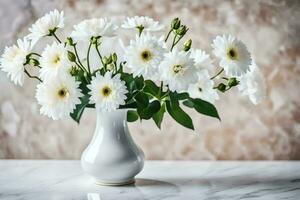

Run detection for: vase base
[[95, 179, 135, 186]]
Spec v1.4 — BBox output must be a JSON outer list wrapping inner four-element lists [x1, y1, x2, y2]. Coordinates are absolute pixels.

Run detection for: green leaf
[[143, 80, 160, 97], [70, 95, 90, 123], [134, 92, 149, 107], [138, 100, 161, 120], [119, 102, 137, 109], [176, 92, 189, 100], [166, 100, 194, 130], [135, 76, 144, 90], [152, 102, 165, 129], [192, 98, 220, 120], [127, 110, 139, 122], [121, 73, 134, 91], [182, 99, 194, 108]]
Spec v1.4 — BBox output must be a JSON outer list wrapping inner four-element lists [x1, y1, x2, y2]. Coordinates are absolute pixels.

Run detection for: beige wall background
[[0, 0, 299, 160]]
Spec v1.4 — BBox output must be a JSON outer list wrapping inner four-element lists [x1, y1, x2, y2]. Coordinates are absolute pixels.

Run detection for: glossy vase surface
[[81, 109, 144, 186]]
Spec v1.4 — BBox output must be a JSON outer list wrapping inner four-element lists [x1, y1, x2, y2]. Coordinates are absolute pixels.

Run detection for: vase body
[[81, 109, 144, 186]]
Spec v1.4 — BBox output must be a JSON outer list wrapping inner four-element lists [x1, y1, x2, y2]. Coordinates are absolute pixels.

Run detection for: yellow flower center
[[140, 50, 152, 62], [53, 54, 61, 65], [227, 47, 238, 60], [57, 87, 69, 99], [172, 64, 184, 75], [101, 86, 112, 97]]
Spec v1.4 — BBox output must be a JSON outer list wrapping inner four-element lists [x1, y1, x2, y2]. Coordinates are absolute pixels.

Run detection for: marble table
[[0, 160, 299, 200]]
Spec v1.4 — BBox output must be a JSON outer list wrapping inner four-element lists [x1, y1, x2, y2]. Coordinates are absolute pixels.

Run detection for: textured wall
[[0, 0, 299, 160]]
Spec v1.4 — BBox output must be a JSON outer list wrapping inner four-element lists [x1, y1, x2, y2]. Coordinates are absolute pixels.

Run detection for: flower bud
[[176, 25, 188, 36], [228, 77, 239, 87], [217, 83, 227, 92], [107, 56, 113, 64], [183, 39, 192, 51], [29, 58, 39, 66], [67, 51, 76, 62], [103, 56, 112, 64], [171, 18, 181, 30], [67, 37, 75, 46], [69, 66, 79, 76], [112, 53, 118, 62], [106, 63, 115, 71], [103, 57, 108, 64], [91, 37, 98, 44]]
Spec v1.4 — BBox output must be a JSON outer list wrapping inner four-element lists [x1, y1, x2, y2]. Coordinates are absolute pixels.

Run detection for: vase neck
[[96, 109, 127, 123]]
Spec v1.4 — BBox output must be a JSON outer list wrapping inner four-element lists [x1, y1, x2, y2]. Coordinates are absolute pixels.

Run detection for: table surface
[[0, 160, 299, 200]]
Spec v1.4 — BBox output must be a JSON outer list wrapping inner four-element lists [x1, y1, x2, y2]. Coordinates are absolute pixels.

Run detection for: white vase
[[81, 109, 145, 186]]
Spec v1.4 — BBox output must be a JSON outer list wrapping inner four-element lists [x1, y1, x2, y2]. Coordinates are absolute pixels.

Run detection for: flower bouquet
[[0, 10, 265, 185]]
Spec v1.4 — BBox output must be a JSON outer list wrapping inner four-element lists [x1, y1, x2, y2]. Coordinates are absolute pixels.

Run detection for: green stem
[[210, 68, 224, 80], [170, 35, 177, 51], [221, 77, 228, 80], [95, 44, 105, 66], [24, 69, 42, 82], [75, 61, 87, 73], [173, 35, 183, 47], [165, 30, 172, 42], [73, 45, 85, 70], [30, 52, 41, 57], [161, 89, 170, 99], [52, 32, 61, 43], [87, 42, 92, 75]]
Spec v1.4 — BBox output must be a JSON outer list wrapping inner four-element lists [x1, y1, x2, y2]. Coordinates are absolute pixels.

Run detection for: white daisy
[[27, 9, 64, 45], [188, 70, 219, 104], [190, 49, 214, 72], [71, 18, 118, 42], [39, 42, 70, 81], [212, 34, 251, 76], [35, 74, 83, 120], [238, 62, 266, 105], [122, 16, 164, 32], [88, 72, 128, 112], [159, 48, 198, 92], [0, 38, 32, 86], [124, 33, 166, 80]]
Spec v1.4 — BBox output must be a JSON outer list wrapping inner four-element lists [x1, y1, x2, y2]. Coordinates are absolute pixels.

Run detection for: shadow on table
[[150, 175, 300, 188], [87, 178, 180, 200]]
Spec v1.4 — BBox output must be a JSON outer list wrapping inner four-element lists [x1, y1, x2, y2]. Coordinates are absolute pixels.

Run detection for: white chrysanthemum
[[212, 35, 251, 76], [39, 42, 70, 81], [71, 18, 118, 42], [190, 49, 214, 71], [124, 33, 165, 79], [27, 9, 64, 45], [0, 38, 32, 86], [159, 48, 198, 92], [122, 16, 164, 32], [88, 72, 128, 112], [238, 62, 266, 105], [188, 70, 219, 104], [35, 74, 83, 120]]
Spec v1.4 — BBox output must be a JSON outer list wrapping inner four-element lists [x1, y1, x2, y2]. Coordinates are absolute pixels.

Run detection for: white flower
[[122, 16, 164, 32], [238, 62, 266, 105], [35, 74, 83, 120], [28, 9, 64, 45], [188, 70, 219, 104], [159, 48, 198, 92], [212, 34, 251, 76], [88, 72, 128, 112], [0, 38, 32, 86], [39, 42, 70, 81], [190, 49, 214, 71], [71, 18, 118, 42], [124, 33, 166, 80]]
